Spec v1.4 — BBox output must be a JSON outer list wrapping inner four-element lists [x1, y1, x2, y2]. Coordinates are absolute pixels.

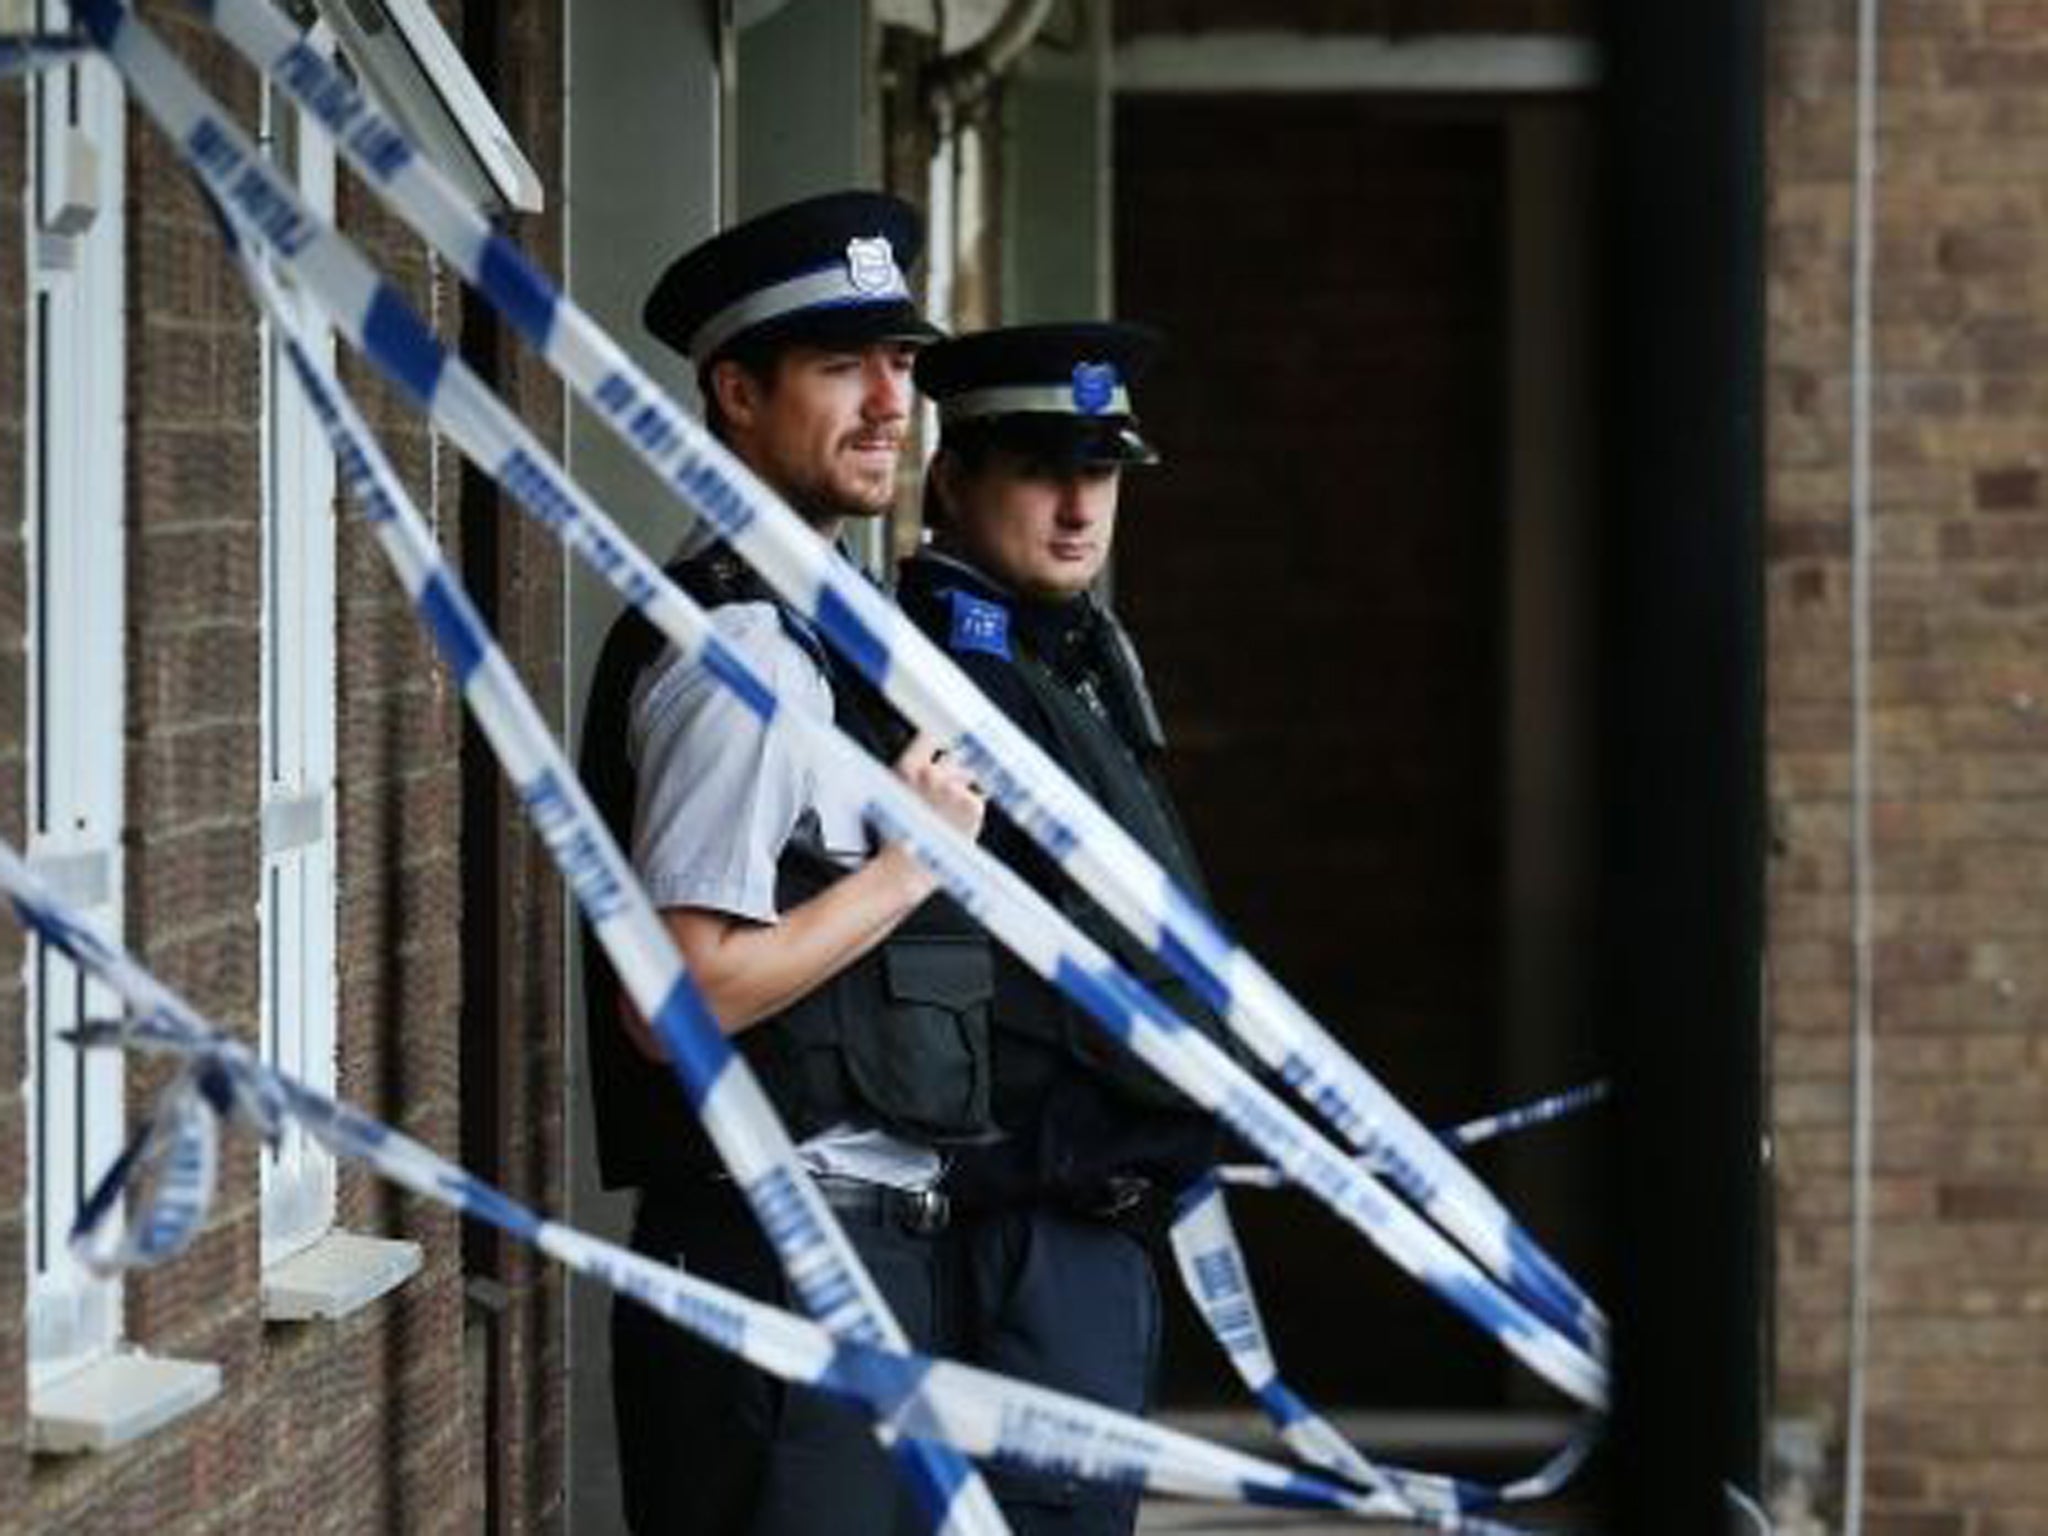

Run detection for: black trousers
[[612, 1184, 947, 1536], [952, 1207, 1162, 1536]]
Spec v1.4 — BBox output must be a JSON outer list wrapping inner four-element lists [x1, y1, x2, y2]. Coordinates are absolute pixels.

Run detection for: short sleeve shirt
[[624, 592, 942, 1190], [628, 601, 869, 923]]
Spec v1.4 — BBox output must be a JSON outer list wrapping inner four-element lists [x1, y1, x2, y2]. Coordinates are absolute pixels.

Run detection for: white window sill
[[261, 1231, 423, 1323], [30, 1351, 222, 1456]]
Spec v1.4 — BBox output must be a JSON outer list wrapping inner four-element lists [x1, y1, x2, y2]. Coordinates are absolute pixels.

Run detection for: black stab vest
[[897, 557, 1229, 1207], [577, 545, 996, 1193], [998, 627, 1230, 1114]]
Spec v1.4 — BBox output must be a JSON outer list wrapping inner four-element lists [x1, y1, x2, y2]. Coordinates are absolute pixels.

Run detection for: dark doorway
[[1116, 96, 1516, 1407]]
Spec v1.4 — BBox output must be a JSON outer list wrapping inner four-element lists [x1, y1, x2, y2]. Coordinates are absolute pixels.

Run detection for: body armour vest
[[578, 544, 996, 1193], [898, 555, 1229, 1204]]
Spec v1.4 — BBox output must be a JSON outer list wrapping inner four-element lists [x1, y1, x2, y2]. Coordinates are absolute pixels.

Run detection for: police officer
[[578, 192, 993, 1535], [898, 323, 1225, 1536]]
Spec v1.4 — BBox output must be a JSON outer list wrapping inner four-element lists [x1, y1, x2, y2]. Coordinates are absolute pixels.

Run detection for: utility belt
[[638, 1164, 1157, 1244], [639, 1173, 956, 1240]]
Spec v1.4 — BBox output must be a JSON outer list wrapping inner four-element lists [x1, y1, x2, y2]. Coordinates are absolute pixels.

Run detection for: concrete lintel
[[1116, 32, 1601, 96]]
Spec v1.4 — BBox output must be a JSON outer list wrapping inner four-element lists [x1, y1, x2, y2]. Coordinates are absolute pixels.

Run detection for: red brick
[[1975, 464, 2045, 511]]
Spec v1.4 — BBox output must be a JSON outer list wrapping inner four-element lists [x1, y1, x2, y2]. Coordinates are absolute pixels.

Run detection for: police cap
[[916, 321, 1162, 467], [643, 190, 943, 366]]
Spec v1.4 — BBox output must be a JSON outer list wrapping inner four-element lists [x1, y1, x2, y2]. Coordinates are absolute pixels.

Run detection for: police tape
[[176, 0, 1605, 1361], [1446, 1079, 1610, 1152], [68, 1059, 222, 1273], [1218, 1079, 1613, 1191], [56, 0, 1611, 1413], [1170, 1176, 1597, 1519], [0, 847, 1532, 1533], [224, 20, 1597, 1417], [207, 180, 1572, 1531], [202, 207, 1009, 1536], [1182, 1080, 1605, 1508], [1176, 1081, 1607, 1507], [1179, 1081, 1605, 1515], [265, 95, 1598, 1415], [216, 217, 1556, 1536], [16, 15, 1613, 1531], [32, 0, 1605, 1449]]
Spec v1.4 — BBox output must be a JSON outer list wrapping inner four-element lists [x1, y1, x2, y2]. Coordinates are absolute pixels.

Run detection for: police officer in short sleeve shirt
[[578, 192, 991, 1536], [898, 323, 1229, 1536]]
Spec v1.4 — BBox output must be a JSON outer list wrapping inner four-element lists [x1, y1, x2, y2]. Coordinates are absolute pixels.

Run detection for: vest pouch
[[840, 935, 996, 1142]]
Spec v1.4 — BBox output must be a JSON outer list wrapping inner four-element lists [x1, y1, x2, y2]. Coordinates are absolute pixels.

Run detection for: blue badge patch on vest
[[946, 589, 1011, 659]]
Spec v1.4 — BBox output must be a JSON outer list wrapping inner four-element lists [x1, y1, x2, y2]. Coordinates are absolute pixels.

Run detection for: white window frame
[[310, 0, 544, 213], [256, 66, 341, 1273], [22, 11, 128, 1391]]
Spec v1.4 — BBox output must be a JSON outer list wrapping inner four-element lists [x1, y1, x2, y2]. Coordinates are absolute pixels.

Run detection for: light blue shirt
[[627, 596, 941, 1192]]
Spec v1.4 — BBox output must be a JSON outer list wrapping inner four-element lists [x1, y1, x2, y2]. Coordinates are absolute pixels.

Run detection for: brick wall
[[1114, 0, 2048, 1522], [1768, 3, 2048, 1529], [0, 2, 563, 1531], [464, 1, 568, 1525]]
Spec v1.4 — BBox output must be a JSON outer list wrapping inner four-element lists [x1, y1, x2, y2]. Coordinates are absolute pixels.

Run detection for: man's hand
[[894, 732, 987, 841], [635, 735, 988, 1045]]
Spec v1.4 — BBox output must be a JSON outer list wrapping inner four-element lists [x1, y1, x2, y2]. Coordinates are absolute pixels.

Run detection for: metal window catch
[[44, 128, 100, 238]]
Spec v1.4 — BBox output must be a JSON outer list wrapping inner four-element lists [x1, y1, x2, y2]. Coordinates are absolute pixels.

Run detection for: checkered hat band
[[688, 257, 910, 359], [939, 382, 1133, 421]]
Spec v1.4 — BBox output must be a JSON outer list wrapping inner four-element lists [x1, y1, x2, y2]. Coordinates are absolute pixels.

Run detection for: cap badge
[[845, 236, 899, 294], [1071, 361, 1119, 415]]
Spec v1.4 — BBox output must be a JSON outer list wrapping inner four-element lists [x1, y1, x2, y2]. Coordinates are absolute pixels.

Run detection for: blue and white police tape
[[1171, 1176, 1597, 1520], [193, 209, 1011, 1536], [68, 1045, 222, 1275], [181, 0, 1605, 1361], [1445, 1079, 1610, 1152], [74, 0, 1607, 1409], [138, 11, 1607, 1410], [1219, 1079, 1613, 1191], [0, 852, 1511, 1531]]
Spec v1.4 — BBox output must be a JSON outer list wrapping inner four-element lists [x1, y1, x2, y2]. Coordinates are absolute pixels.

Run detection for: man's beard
[[783, 462, 896, 527]]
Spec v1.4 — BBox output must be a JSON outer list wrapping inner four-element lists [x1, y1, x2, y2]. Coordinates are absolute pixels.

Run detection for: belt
[[813, 1176, 953, 1236]]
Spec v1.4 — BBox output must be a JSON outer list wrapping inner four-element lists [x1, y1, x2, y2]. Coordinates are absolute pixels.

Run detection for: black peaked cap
[[643, 190, 943, 365], [916, 321, 1164, 466]]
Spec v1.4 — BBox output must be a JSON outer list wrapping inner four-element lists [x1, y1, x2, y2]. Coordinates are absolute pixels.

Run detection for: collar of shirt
[[672, 535, 838, 671]]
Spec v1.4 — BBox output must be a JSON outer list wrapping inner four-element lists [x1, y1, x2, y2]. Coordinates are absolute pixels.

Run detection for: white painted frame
[[257, 69, 341, 1272], [22, 8, 128, 1390], [1114, 32, 1601, 96], [311, 0, 543, 213]]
